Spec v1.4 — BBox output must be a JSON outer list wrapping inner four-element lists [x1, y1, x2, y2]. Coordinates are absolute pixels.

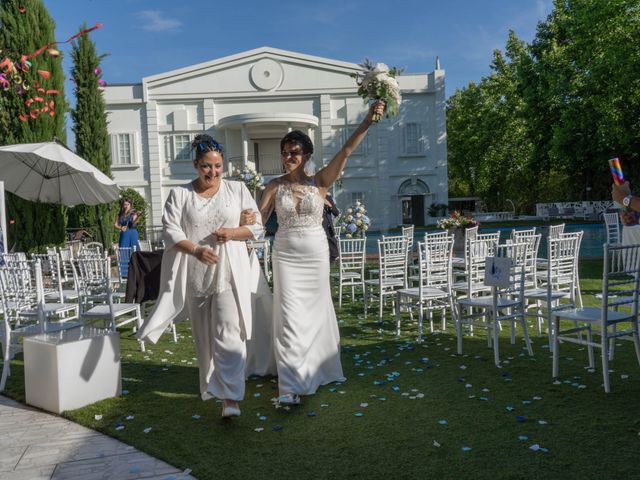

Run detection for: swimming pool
[[363, 224, 607, 257]]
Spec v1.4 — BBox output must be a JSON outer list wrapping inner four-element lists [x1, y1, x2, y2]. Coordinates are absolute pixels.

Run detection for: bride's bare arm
[[315, 101, 384, 189]]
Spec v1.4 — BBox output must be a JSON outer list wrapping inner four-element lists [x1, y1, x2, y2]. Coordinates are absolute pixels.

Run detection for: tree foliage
[[67, 23, 113, 248], [0, 0, 68, 251], [447, 0, 640, 212]]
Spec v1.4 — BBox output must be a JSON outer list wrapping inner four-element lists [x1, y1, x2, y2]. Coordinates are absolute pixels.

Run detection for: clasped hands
[[195, 209, 257, 265]]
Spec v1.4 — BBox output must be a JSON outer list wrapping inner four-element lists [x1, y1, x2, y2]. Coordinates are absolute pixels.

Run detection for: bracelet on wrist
[[192, 244, 200, 255]]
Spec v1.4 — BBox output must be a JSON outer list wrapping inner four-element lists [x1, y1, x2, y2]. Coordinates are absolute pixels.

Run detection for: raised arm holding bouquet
[[352, 58, 403, 122]]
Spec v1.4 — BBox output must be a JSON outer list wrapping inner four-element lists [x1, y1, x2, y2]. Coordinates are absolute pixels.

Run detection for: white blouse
[[183, 185, 236, 296]]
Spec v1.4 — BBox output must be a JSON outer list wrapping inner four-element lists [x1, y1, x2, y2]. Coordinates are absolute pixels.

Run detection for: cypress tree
[[0, 0, 68, 251], [68, 24, 113, 248]]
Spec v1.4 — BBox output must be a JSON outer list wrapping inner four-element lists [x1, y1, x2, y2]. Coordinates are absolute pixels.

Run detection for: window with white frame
[[162, 134, 194, 162], [111, 133, 136, 165], [403, 123, 424, 155], [343, 126, 369, 155], [350, 192, 366, 204]]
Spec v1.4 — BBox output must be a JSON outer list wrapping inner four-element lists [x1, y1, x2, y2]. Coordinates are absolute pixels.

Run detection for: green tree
[[447, 32, 533, 212], [0, 0, 67, 251], [68, 24, 113, 248], [447, 0, 640, 210]]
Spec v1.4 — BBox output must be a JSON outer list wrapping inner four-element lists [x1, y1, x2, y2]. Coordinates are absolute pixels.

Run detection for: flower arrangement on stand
[[436, 211, 479, 230], [351, 58, 403, 122], [236, 167, 265, 197], [338, 201, 370, 238], [437, 211, 479, 256]]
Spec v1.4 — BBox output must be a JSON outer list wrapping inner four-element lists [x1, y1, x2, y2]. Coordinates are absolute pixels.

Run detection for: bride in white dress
[[259, 102, 385, 404]]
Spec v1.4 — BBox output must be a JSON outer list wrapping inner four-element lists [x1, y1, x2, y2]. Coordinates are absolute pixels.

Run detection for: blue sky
[[43, 0, 553, 98]]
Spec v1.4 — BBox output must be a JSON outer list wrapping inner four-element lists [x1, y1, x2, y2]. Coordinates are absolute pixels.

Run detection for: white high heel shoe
[[222, 403, 241, 418]]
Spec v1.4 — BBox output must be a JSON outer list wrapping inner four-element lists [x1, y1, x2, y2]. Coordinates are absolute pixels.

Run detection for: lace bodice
[[275, 183, 324, 231]]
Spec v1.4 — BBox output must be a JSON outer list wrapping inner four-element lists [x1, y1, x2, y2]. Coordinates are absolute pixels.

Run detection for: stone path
[[0, 395, 196, 480]]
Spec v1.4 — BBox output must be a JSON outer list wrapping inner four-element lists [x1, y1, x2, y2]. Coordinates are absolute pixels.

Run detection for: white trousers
[[185, 290, 246, 401]]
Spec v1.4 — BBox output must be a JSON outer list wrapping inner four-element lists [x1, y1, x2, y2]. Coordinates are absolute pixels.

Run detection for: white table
[[24, 327, 121, 414]]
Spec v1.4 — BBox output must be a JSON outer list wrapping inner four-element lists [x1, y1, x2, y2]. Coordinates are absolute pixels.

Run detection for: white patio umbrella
[[0, 141, 120, 206]]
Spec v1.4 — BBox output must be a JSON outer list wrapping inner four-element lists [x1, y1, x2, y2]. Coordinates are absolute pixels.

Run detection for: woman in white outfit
[[259, 102, 384, 404], [136, 134, 263, 418]]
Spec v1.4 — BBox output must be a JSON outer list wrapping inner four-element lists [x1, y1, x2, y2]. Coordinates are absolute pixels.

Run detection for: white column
[[241, 125, 249, 168], [145, 100, 164, 229], [224, 128, 232, 174]]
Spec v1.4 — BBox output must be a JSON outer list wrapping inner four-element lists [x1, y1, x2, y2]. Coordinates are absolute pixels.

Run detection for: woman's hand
[[121, 226, 128, 232], [366, 101, 386, 124], [240, 209, 257, 226], [612, 181, 631, 204], [214, 228, 234, 244], [195, 246, 218, 265]]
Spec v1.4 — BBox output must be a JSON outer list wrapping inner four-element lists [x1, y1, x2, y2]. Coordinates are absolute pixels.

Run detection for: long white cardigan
[[135, 180, 263, 344]]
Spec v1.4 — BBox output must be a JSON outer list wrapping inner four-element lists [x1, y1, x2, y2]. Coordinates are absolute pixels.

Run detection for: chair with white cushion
[[552, 242, 640, 392], [396, 236, 455, 341], [456, 243, 533, 366], [73, 255, 145, 352]]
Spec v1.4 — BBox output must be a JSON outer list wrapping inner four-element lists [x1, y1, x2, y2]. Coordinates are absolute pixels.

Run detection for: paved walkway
[[0, 395, 196, 480]]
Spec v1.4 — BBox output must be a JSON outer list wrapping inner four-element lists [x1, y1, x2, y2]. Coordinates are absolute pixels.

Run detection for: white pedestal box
[[24, 327, 122, 414]]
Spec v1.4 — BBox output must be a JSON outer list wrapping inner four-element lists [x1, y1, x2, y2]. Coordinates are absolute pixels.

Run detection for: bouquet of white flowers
[[338, 201, 370, 238], [237, 167, 265, 194], [352, 58, 403, 122]]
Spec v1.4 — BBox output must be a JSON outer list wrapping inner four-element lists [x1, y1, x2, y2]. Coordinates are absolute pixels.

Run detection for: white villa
[[104, 47, 448, 232]]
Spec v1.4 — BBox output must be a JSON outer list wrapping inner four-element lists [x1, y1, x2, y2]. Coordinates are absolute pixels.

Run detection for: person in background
[[323, 194, 340, 262], [115, 198, 140, 249]]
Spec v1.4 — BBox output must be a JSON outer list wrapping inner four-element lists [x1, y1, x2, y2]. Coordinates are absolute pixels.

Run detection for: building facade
[[104, 47, 448, 232]]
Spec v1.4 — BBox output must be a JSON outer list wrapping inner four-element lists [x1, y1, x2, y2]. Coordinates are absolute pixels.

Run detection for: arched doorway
[[398, 179, 429, 226]]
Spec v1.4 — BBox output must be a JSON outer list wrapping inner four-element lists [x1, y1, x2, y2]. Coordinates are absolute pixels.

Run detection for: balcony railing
[[227, 155, 285, 176]]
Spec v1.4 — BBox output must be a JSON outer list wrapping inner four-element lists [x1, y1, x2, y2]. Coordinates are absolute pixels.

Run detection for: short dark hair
[[191, 134, 223, 161], [280, 130, 314, 155]]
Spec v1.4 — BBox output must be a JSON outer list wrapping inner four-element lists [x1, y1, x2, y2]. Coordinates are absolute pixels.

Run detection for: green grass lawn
[[3, 259, 640, 480]]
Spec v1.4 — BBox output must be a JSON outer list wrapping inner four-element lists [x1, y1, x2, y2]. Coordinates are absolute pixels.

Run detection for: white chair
[[138, 239, 153, 252], [364, 236, 408, 319], [510, 227, 536, 242], [396, 237, 456, 341], [335, 226, 342, 238], [57, 246, 76, 285], [456, 243, 533, 366], [452, 225, 479, 268], [0, 260, 81, 391], [81, 241, 104, 257], [452, 234, 500, 300], [552, 242, 640, 392], [248, 239, 272, 283], [549, 223, 565, 239], [525, 232, 582, 348], [333, 237, 366, 307], [31, 253, 79, 303], [603, 212, 621, 244], [536, 224, 565, 270], [73, 255, 145, 351], [113, 245, 137, 283]]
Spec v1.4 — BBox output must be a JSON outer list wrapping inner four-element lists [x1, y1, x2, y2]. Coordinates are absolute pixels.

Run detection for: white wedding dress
[[272, 183, 344, 395]]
